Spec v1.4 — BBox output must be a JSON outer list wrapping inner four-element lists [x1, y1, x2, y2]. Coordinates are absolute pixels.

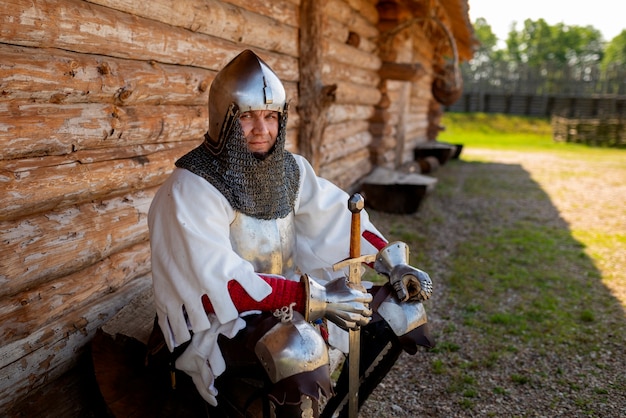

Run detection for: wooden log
[[0, 242, 151, 350], [323, 120, 369, 143], [320, 130, 372, 164], [381, 131, 400, 148], [369, 121, 395, 137], [0, 102, 207, 159], [298, 0, 332, 172], [324, 0, 378, 39], [0, 274, 152, 411], [86, 0, 299, 57], [0, 0, 298, 81], [325, 104, 374, 124], [383, 88, 403, 107], [321, 59, 379, 86], [406, 136, 429, 152], [409, 103, 430, 118], [0, 142, 198, 221], [344, 0, 379, 25], [333, 81, 381, 106], [0, 43, 212, 106], [376, 0, 407, 22], [370, 107, 392, 124], [377, 91, 392, 109], [323, 18, 377, 54], [405, 116, 429, 135], [319, 147, 371, 191], [0, 188, 155, 298], [405, 129, 429, 146], [324, 39, 381, 71], [222, 0, 299, 26], [380, 61, 426, 81], [355, 34, 378, 54], [324, 17, 351, 43]]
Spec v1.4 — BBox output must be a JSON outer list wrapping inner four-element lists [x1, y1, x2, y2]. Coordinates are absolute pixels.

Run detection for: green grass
[[440, 112, 624, 158], [440, 113, 626, 350], [372, 112, 626, 415], [439, 112, 553, 150]]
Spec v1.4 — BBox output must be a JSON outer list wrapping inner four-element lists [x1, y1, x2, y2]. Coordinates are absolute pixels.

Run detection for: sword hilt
[[348, 193, 364, 260]]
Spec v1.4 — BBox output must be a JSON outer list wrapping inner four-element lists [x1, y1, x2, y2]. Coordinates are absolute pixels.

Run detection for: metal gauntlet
[[302, 274, 373, 330], [375, 241, 433, 302]]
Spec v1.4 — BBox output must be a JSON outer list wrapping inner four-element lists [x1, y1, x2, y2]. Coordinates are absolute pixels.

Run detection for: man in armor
[[148, 49, 433, 417]]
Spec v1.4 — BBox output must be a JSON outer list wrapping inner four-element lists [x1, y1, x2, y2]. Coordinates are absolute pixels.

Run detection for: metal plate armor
[[229, 211, 298, 279]]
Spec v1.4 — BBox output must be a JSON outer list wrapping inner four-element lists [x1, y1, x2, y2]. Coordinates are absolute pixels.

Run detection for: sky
[[468, 0, 625, 44]]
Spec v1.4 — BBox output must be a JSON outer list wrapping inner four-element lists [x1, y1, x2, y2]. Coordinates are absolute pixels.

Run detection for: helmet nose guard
[[207, 50, 287, 151]]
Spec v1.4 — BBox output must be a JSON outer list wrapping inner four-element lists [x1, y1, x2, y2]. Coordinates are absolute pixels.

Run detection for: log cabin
[[0, 0, 475, 415]]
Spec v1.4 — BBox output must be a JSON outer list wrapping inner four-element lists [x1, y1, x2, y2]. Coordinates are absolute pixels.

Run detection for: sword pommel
[[348, 193, 364, 213]]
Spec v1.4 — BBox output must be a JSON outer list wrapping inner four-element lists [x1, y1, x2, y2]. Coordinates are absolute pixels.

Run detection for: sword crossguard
[[332, 255, 377, 272], [332, 255, 376, 292]]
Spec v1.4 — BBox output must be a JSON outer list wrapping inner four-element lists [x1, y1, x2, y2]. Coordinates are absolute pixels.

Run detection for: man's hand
[[304, 275, 372, 330], [374, 241, 433, 302], [388, 264, 433, 302]]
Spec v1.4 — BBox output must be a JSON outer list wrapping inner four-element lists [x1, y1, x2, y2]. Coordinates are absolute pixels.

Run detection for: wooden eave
[[440, 0, 477, 61]]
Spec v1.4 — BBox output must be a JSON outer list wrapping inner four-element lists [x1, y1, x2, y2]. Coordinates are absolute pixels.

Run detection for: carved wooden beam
[[379, 61, 426, 81]]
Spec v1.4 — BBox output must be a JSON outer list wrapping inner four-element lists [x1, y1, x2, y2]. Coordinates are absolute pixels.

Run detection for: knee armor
[[255, 310, 329, 383]]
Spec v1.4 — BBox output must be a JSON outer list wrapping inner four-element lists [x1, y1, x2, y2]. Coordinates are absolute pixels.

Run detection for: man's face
[[239, 110, 279, 158]]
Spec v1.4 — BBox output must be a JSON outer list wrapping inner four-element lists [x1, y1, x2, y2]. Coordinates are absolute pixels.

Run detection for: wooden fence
[[446, 92, 626, 118], [552, 115, 626, 147]]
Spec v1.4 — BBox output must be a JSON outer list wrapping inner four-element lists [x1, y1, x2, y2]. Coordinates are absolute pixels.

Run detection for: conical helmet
[[207, 50, 287, 153]]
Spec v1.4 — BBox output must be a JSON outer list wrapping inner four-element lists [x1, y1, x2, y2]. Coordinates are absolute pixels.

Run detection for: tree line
[[464, 18, 626, 96]]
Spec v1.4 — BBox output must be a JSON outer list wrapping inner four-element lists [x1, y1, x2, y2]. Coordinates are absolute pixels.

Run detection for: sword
[[333, 193, 376, 417]]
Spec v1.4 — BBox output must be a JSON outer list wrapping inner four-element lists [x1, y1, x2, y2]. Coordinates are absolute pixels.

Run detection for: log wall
[[0, 0, 302, 411], [372, 0, 465, 172], [317, 0, 382, 189], [0, 0, 472, 413]]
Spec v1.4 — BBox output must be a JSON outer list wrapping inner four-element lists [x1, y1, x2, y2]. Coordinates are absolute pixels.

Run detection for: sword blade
[[348, 327, 359, 416]]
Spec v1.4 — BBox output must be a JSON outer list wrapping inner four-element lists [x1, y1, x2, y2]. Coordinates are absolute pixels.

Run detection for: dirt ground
[[359, 147, 626, 417]]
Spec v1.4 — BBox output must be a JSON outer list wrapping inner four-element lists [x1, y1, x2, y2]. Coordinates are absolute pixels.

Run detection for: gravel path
[[358, 148, 626, 417]]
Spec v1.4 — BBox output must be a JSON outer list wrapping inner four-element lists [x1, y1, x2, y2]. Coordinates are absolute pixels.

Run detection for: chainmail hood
[[175, 106, 300, 220]]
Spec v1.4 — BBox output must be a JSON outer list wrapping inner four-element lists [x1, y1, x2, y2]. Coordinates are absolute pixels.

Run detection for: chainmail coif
[[175, 108, 300, 220]]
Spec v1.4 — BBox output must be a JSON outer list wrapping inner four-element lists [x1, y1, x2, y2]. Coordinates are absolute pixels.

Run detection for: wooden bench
[[360, 166, 437, 214], [412, 141, 461, 171]]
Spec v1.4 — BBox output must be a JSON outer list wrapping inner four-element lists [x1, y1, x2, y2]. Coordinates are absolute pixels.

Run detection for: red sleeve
[[202, 274, 307, 315], [363, 229, 387, 251]]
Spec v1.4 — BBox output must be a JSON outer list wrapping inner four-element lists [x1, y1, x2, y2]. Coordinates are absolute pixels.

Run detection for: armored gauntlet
[[303, 275, 373, 330], [375, 242, 433, 302]]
